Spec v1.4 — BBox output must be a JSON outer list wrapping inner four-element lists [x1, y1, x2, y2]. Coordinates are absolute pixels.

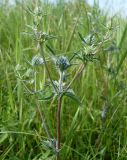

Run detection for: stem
[[59, 71, 63, 92], [57, 95, 62, 160], [65, 63, 85, 91], [34, 71, 37, 92], [37, 103, 51, 139], [65, 12, 80, 52], [56, 71, 63, 160], [39, 43, 58, 94]]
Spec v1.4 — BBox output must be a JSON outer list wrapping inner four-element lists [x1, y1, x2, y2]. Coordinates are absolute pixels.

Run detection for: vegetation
[[0, 0, 127, 160]]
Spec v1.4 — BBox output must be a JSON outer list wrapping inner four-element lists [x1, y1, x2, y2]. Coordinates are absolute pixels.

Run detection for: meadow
[[0, 0, 127, 160]]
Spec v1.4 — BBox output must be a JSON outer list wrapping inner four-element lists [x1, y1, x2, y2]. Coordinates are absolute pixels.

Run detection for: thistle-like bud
[[55, 56, 70, 72], [34, 6, 42, 16], [31, 55, 44, 66], [84, 33, 97, 45], [33, 31, 52, 42], [42, 138, 59, 154]]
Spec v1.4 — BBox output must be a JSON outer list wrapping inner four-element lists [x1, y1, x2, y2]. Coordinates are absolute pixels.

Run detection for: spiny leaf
[[78, 32, 87, 44], [42, 139, 59, 154], [63, 89, 81, 105], [46, 45, 56, 55], [25, 6, 35, 16], [69, 52, 77, 62], [38, 93, 54, 101]]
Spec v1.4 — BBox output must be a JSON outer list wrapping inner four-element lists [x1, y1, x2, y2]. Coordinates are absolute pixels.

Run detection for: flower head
[[31, 55, 44, 66], [55, 56, 70, 72]]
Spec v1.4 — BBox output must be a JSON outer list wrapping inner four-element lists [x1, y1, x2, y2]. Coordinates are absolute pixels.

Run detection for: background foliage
[[0, 0, 127, 159]]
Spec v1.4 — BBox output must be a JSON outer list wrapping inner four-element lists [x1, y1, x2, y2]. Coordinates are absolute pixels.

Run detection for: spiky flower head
[[33, 30, 47, 42], [55, 56, 70, 72], [34, 6, 42, 16], [31, 55, 44, 66]]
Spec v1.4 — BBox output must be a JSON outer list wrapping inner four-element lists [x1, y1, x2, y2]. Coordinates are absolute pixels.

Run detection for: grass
[[0, 0, 127, 160]]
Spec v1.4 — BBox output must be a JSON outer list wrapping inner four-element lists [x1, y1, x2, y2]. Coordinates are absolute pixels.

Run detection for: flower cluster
[[55, 56, 70, 72]]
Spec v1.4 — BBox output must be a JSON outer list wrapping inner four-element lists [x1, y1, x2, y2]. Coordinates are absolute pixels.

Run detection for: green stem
[[39, 43, 58, 94], [37, 103, 51, 139], [56, 71, 63, 160], [57, 95, 62, 160], [65, 63, 85, 91]]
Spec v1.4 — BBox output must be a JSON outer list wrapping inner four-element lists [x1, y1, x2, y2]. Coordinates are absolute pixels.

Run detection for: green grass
[[0, 0, 127, 159]]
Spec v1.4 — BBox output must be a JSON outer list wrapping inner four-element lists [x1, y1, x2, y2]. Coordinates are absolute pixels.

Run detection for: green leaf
[[69, 52, 77, 62], [63, 89, 81, 105], [0, 133, 8, 144], [46, 45, 56, 55], [116, 51, 127, 76], [118, 23, 127, 48], [38, 93, 54, 101], [78, 32, 86, 44], [25, 6, 35, 16], [42, 139, 58, 154]]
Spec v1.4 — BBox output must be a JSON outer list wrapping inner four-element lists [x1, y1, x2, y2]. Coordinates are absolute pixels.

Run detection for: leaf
[[69, 52, 77, 62], [46, 35, 57, 40], [118, 23, 127, 48], [25, 6, 35, 16], [63, 89, 81, 105], [116, 51, 127, 76], [25, 24, 34, 30], [78, 32, 87, 44], [0, 133, 8, 144], [38, 93, 54, 101], [21, 31, 33, 36], [46, 45, 56, 55], [104, 45, 119, 52], [42, 139, 59, 154]]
